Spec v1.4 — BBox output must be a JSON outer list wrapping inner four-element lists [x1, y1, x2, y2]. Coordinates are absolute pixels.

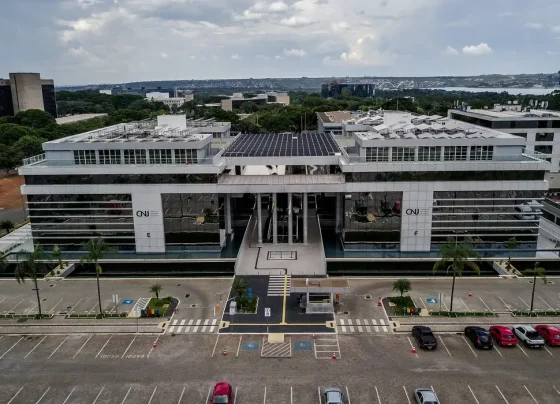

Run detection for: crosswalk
[[267, 275, 291, 296], [167, 319, 218, 334], [337, 319, 391, 333]]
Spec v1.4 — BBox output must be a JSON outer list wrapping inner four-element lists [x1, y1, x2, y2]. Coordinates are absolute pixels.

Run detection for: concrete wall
[[401, 189, 433, 251], [9, 73, 44, 113], [131, 192, 166, 253]]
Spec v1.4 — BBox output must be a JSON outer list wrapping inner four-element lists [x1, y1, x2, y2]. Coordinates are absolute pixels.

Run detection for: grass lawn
[[146, 297, 173, 314]]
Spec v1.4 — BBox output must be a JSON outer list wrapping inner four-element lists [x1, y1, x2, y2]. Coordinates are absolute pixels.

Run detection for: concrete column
[[257, 193, 263, 244], [288, 192, 293, 245], [225, 194, 232, 234], [303, 192, 308, 244], [272, 193, 278, 244]]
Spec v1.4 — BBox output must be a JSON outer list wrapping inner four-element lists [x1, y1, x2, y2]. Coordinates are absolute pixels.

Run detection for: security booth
[[291, 278, 350, 314]]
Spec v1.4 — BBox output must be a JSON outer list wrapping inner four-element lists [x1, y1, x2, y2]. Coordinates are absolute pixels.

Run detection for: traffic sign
[[426, 298, 438, 304], [123, 300, 134, 305], [264, 307, 271, 317]]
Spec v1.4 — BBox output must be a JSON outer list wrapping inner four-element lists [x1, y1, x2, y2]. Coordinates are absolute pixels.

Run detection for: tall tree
[[232, 277, 249, 298], [433, 238, 480, 312], [523, 262, 547, 312], [81, 237, 116, 317], [0, 220, 15, 234], [15, 244, 49, 318], [506, 237, 517, 268], [15, 109, 56, 129], [150, 284, 163, 301], [392, 279, 412, 297]]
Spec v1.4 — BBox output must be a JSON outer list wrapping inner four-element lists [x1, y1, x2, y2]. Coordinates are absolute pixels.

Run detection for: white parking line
[[461, 335, 478, 358], [263, 386, 267, 404], [147, 335, 160, 358], [375, 386, 382, 404], [48, 299, 63, 314], [495, 385, 510, 404], [317, 387, 322, 404], [410, 296, 419, 308], [516, 344, 529, 357], [543, 345, 554, 357], [459, 297, 471, 312], [478, 297, 492, 312], [24, 302, 39, 314], [538, 296, 554, 310], [88, 302, 98, 315], [62, 386, 77, 404], [205, 387, 212, 404], [438, 336, 452, 357], [0, 297, 6, 305], [346, 386, 351, 404], [35, 387, 50, 404], [147, 386, 158, 404], [441, 298, 449, 312], [234, 387, 238, 404], [95, 336, 113, 358], [120, 386, 132, 404], [92, 386, 105, 404], [524, 385, 539, 403], [0, 336, 24, 360], [518, 296, 530, 309], [403, 386, 412, 404], [499, 297, 512, 311], [468, 385, 480, 404], [176, 386, 185, 404], [8, 298, 25, 313], [7, 387, 23, 404], [493, 345, 504, 358], [407, 337, 418, 358], [553, 385, 560, 396], [236, 335, 243, 357], [25, 336, 47, 359], [290, 386, 293, 404], [73, 335, 93, 359], [48, 335, 70, 359], [121, 335, 137, 358], [419, 298, 428, 310], [211, 334, 220, 357]]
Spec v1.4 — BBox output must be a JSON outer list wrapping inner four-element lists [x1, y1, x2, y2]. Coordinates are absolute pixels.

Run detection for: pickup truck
[[513, 325, 545, 348]]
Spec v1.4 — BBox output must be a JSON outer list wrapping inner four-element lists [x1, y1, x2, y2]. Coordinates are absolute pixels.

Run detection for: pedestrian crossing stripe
[[337, 319, 389, 333], [167, 319, 218, 334], [267, 275, 291, 296]]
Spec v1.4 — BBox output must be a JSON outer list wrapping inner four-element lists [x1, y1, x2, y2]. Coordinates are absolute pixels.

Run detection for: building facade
[[321, 82, 376, 98], [0, 73, 57, 117], [221, 92, 289, 111]]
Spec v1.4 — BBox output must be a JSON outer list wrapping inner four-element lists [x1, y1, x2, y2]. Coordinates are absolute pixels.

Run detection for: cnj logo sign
[[136, 210, 150, 217], [405, 208, 430, 216]]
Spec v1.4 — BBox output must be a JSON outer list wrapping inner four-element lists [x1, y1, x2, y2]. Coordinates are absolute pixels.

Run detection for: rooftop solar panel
[[223, 133, 341, 157]]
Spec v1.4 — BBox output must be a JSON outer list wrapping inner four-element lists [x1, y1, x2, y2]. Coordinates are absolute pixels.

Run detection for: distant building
[[56, 113, 108, 125], [99, 89, 112, 95], [145, 92, 192, 110], [321, 82, 375, 98], [0, 73, 57, 117], [221, 92, 289, 111]]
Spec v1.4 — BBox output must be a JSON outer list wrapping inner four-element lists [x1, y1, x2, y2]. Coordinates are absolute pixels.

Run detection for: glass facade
[[344, 171, 545, 182], [534, 145, 553, 154], [535, 133, 555, 142], [124, 149, 146, 164], [27, 194, 134, 251], [41, 84, 57, 118], [99, 150, 121, 165], [365, 147, 389, 162], [74, 150, 96, 165], [392, 147, 415, 161], [25, 174, 218, 185], [418, 146, 441, 161], [470, 146, 493, 161], [444, 146, 467, 161], [149, 149, 173, 164]]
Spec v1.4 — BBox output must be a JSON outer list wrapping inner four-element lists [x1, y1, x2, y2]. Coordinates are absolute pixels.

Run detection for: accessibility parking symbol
[[242, 341, 259, 351], [426, 298, 438, 304], [123, 300, 134, 305], [293, 341, 312, 351]]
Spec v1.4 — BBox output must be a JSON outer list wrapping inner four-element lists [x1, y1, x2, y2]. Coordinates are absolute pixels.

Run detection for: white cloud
[[498, 11, 518, 17], [269, 1, 289, 12], [274, 55, 283, 60], [280, 16, 313, 27], [551, 25, 560, 33], [233, 9, 263, 21], [160, 52, 168, 58], [443, 46, 459, 55], [231, 54, 242, 60], [189, 55, 197, 60], [331, 22, 348, 32], [547, 50, 557, 55], [525, 22, 543, 30], [283, 48, 307, 57], [462, 43, 492, 55], [256, 54, 271, 60]]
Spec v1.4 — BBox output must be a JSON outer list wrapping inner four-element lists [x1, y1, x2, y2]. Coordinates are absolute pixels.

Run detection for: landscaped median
[[67, 313, 128, 319], [512, 310, 560, 317], [0, 314, 53, 320]]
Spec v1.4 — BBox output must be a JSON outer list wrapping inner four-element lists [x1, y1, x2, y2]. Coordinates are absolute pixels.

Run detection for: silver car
[[414, 388, 440, 404], [324, 387, 344, 404]]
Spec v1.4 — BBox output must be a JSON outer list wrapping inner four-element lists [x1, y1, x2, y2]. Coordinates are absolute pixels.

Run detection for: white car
[[513, 325, 545, 348], [414, 388, 440, 404]]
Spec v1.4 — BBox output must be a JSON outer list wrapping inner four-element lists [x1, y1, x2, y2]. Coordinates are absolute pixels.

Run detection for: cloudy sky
[[1, 0, 559, 85]]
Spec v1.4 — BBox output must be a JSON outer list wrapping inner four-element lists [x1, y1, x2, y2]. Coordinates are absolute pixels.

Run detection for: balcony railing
[[21, 154, 223, 167], [22, 154, 46, 166]]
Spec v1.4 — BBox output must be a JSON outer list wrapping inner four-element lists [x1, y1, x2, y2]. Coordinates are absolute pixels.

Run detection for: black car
[[412, 326, 438, 350], [464, 326, 493, 349]]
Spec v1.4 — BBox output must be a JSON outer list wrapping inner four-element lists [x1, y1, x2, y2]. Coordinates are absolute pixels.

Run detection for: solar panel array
[[223, 133, 341, 157]]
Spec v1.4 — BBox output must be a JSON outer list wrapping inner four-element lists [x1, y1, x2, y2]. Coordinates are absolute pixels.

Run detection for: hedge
[[513, 310, 560, 317], [0, 314, 53, 319], [431, 311, 497, 317], [67, 313, 128, 319]]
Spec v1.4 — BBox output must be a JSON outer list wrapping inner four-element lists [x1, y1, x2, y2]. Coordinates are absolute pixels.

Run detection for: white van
[[514, 204, 537, 220]]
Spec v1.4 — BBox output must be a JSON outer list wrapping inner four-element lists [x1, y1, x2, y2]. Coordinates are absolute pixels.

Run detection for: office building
[[221, 92, 289, 111], [321, 82, 375, 98], [0, 73, 57, 117], [146, 92, 192, 110]]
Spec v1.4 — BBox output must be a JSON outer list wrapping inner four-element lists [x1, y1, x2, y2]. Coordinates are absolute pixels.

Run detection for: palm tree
[[232, 277, 249, 298], [523, 262, 547, 312], [0, 220, 14, 234], [15, 244, 48, 318], [506, 237, 517, 269], [52, 244, 63, 270], [81, 237, 116, 317], [433, 237, 480, 312], [392, 279, 411, 297], [150, 284, 162, 301]]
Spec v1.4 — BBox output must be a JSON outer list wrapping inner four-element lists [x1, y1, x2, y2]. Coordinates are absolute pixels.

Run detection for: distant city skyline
[[2, 0, 560, 85]]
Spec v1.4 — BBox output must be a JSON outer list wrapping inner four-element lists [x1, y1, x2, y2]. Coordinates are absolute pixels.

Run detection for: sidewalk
[[0, 317, 165, 334]]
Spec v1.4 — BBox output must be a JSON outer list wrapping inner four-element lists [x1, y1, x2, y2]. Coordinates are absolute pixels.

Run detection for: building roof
[[456, 109, 560, 119], [55, 114, 108, 125], [317, 111, 353, 124]]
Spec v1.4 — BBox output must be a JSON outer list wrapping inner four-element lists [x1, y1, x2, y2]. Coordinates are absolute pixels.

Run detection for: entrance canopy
[[291, 278, 350, 294]]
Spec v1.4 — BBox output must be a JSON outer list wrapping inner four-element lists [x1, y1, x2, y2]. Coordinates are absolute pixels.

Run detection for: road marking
[[407, 337, 418, 358], [375, 386, 382, 404], [185, 319, 193, 332], [281, 274, 288, 325], [459, 297, 471, 312], [92, 386, 105, 404], [147, 335, 160, 358], [209, 318, 217, 333], [176, 386, 185, 404], [339, 319, 346, 333], [318, 387, 321, 404], [88, 302, 98, 314], [348, 319, 354, 332], [372, 319, 380, 332], [95, 336, 113, 358], [25, 335, 47, 358], [24, 301, 39, 315], [461, 335, 478, 358], [120, 386, 132, 404], [364, 319, 371, 332], [403, 386, 412, 404], [263, 386, 267, 404], [543, 345, 554, 357], [438, 336, 452, 357], [67, 297, 83, 315], [236, 335, 243, 357], [524, 385, 538, 403], [499, 297, 512, 311], [205, 387, 212, 404], [177, 319, 185, 333], [62, 386, 76, 404], [234, 387, 238, 404], [493, 345, 504, 358], [553, 385, 560, 396], [495, 386, 510, 404], [193, 319, 201, 332], [48, 335, 70, 359], [441, 298, 449, 312], [8, 298, 25, 313], [121, 335, 137, 358], [73, 335, 92, 359], [356, 319, 363, 332], [478, 297, 492, 312], [202, 319, 209, 332], [35, 387, 50, 404], [147, 386, 158, 404], [420, 298, 428, 310], [0, 297, 6, 305], [518, 296, 530, 309], [468, 385, 480, 404], [538, 296, 554, 310], [290, 386, 293, 404], [0, 336, 24, 360], [379, 319, 388, 332], [48, 298, 63, 314], [211, 334, 220, 357], [346, 386, 351, 404], [516, 344, 529, 357], [7, 387, 23, 404]]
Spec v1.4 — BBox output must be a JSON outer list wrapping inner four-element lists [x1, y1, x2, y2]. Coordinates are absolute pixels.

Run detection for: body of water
[[427, 87, 558, 95]]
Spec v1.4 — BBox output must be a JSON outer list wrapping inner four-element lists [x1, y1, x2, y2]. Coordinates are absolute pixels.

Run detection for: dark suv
[[412, 326, 438, 350], [464, 326, 493, 349]]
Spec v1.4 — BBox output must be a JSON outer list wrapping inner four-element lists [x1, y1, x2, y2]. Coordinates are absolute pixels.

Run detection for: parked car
[[414, 388, 440, 404], [212, 382, 233, 404], [513, 325, 545, 348], [514, 204, 537, 220], [324, 387, 344, 404], [464, 326, 493, 349], [489, 326, 517, 347], [412, 326, 438, 350], [535, 325, 560, 346]]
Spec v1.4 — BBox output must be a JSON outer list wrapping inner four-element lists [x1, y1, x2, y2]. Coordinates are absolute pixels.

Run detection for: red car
[[535, 325, 560, 346], [489, 325, 517, 347], [212, 382, 233, 404]]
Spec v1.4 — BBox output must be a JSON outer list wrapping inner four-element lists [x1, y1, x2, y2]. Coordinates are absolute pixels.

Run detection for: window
[[392, 147, 415, 162], [99, 150, 121, 164], [149, 149, 172, 164], [470, 146, 494, 161], [124, 149, 146, 164], [443, 146, 467, 161], [73, 150, 96, 165], [535, 132, 554, 142], [542, 210, 555, 223], [534, 145, 553, 154], [419, 146, 441, 161], [365, 147, 389, 162], [175, 149, 198, 164]]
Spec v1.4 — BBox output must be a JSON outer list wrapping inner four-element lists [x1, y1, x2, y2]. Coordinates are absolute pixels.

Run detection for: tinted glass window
[[526, 331, 539, 338]]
